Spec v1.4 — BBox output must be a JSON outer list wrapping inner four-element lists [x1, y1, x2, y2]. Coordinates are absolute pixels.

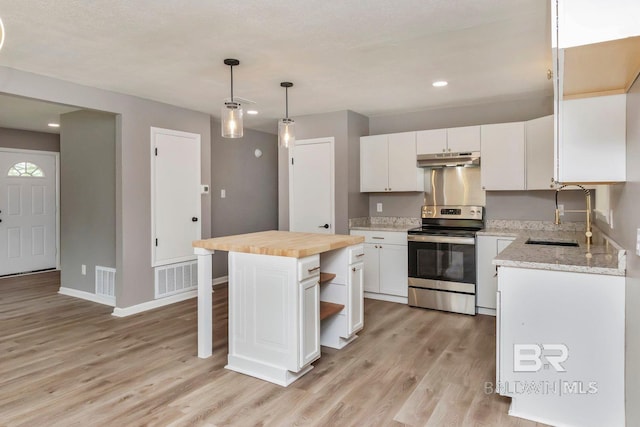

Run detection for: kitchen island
[[192, 230, 365, 386]]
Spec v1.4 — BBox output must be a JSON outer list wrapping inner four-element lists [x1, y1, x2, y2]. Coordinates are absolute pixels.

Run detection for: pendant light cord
[[230, 65, 234, 102], [285, 86, 289, 119]]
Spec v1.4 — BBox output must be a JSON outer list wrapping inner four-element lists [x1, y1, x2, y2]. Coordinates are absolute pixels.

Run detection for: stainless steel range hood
[[417, 152, 480, 168]]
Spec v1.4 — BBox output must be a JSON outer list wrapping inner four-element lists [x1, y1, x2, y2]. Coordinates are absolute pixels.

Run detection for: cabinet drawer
[[349, 245, 365, 264], [298, 255, 320, 282], [350, 230, 407, 245]]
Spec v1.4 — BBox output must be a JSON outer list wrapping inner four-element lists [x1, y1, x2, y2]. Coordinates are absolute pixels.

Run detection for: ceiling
[[0, 94, 78, 133], [0, 0, 553, 134]]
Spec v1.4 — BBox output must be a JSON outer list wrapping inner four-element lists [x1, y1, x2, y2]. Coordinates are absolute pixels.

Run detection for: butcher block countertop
[[193, 230, 364, 258]]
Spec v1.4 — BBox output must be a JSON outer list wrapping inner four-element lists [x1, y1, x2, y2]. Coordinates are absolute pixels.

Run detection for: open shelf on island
[[320, 301, 344, 321], [319, 272, 336, 285]]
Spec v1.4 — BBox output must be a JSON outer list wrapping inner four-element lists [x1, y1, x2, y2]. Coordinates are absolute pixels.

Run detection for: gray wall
[[0, 127, 60, 152], [0, 66, 212, 309], [60, 111, 115, 293], [278, 110, 369, 234], [370, 94, 553, 134], [485, 190, 593, 222], [366, 94, 556, 218], [210, 123, 278, 278], [595, 79, 640, 426]]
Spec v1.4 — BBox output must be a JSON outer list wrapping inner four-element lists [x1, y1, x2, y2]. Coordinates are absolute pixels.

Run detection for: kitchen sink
[[525, 239, 579, 247]]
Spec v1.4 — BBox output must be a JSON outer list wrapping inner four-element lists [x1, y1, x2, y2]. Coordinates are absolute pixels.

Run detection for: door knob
[[192, 217, 199, 222], [318, 224, 329, 229]]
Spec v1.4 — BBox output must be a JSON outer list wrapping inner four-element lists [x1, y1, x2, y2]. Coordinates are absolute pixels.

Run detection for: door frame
[[150, 127, 202, 267], [0, 147, 61, 271], [288, 137, 335, 234]]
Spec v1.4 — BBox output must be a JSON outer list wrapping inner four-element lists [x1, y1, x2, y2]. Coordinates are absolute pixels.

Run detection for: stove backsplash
[[423, 166, 485, 207]]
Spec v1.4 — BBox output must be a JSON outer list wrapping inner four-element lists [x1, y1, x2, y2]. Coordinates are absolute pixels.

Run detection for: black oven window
[[416, 245, 472, 283]]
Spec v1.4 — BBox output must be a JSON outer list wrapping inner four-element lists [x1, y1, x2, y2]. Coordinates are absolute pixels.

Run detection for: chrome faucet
[[554, 184, 593, 244]]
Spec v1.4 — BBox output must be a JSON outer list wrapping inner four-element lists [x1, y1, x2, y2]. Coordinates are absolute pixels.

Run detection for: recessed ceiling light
[[247, 110, 258, 115], [432, 80, 448, 88], [0, 16, 5, 51], [48, 123, 60, 128]]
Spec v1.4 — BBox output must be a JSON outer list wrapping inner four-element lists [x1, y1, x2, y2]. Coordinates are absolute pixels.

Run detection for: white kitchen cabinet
[[416, 128, 447, 154], [447, 126, 481, 152], [525, 115, 555, 190], [350, 230, 408, 302], [497, 266, 624, 426], [320, 245, 365, 349], [557, 94, 626, 183], [476, 235, 515, 314], [299, 276, 320, 368], [360, 132, 423, 192], [416, 126, 480, 155], [480, 122, 526, 190]]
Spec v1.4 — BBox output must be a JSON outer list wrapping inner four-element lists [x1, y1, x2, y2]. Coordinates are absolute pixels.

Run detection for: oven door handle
[[407, 235, 475, 245]]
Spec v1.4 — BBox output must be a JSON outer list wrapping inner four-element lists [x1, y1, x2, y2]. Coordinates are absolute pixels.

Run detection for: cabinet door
[[360, 135, 389, 192], [347, 262, 364, 335], [416, 129, 447, 155], [447, 125, 481, 152], [388, 132, 423, 191], [525, 115, 554, 190], [559, 94, 626, 182], [379, 244, 408, 297], [477, 236, 514, 310], [299, 278, 320, 369], [362, 243, 380, 293], [480, 122, 525, 191]]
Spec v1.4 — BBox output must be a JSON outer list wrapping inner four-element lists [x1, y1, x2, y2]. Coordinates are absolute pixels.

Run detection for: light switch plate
[[221, 189, 226, 199], [558, 204, 565, 216], [376, 202, 383, 213], [636, 228, 640, 256]]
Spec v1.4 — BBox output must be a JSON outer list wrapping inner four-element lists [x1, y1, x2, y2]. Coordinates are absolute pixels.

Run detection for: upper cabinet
[[526, 115, 555, 190], [480, 122, 526, 191], [360, 132, 424, 192], [552, 0, 640, 183], [416, 125, 480, 155]]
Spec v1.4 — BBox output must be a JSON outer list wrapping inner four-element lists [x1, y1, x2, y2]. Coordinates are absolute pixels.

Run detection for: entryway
[[0, 149, 58, 276]]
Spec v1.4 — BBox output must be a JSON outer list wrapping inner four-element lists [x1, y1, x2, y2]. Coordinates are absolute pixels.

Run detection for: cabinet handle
[[352, 267, 356, 272], [307, 266, 320, 273], [372, 237, 384, 240], [355, 253, 365, 257]]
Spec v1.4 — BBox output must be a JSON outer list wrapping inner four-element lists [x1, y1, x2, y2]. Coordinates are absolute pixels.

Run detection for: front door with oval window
[[0, 151, 57, 276]]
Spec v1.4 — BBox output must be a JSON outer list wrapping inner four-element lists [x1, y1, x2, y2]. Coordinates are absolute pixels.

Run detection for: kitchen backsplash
[[369, 189, 592, 223], [485, 219, 586, 232], [349, 216, 420, 228]]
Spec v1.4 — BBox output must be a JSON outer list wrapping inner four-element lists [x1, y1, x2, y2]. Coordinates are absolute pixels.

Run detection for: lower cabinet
[[350, 230, 408, 302], [319, 244, 365, 349], [299, 276, 320, 369], [476, 235, 515, 314]]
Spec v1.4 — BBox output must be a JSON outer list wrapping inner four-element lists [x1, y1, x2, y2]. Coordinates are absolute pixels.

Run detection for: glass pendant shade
[[221, 101, 243, 138], [278, 118, 295, 148]]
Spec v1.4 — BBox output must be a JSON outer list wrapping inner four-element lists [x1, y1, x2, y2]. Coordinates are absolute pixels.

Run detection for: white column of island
[[192, 230, 365, 386]]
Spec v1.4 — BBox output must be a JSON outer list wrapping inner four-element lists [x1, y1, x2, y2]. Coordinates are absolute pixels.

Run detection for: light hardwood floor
[[0, 271, 546, 426]]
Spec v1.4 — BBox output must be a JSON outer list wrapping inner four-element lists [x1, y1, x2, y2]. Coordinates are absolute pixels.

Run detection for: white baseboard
[[111, 275, 228, 317], [212, 275, 228, 287], [477, 307, 496, 316], [112, 290, 197, 317], [59, 286, 116, 307], [364, 292, 407, 304]]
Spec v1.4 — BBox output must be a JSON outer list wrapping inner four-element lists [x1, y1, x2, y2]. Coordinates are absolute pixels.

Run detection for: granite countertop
[[349, 217, 419, 232], [192, 231, 364, 258], [488, 226, 625, 276]]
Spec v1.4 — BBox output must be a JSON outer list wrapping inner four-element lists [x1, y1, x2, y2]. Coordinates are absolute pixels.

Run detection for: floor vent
[[155, 260, 198, 299], [95, 266, 116, 302]]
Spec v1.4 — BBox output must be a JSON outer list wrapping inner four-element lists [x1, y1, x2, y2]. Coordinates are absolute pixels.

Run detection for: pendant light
[[221, 59, 243, 138], [0, 16, 5, 51], [278, 82, 295, 148]]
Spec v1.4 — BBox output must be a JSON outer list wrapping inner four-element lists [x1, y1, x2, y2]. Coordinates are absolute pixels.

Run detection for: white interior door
[[0, 150, 57, 276], [151, 127, 201, 266], [289, 137, 335, 234]]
